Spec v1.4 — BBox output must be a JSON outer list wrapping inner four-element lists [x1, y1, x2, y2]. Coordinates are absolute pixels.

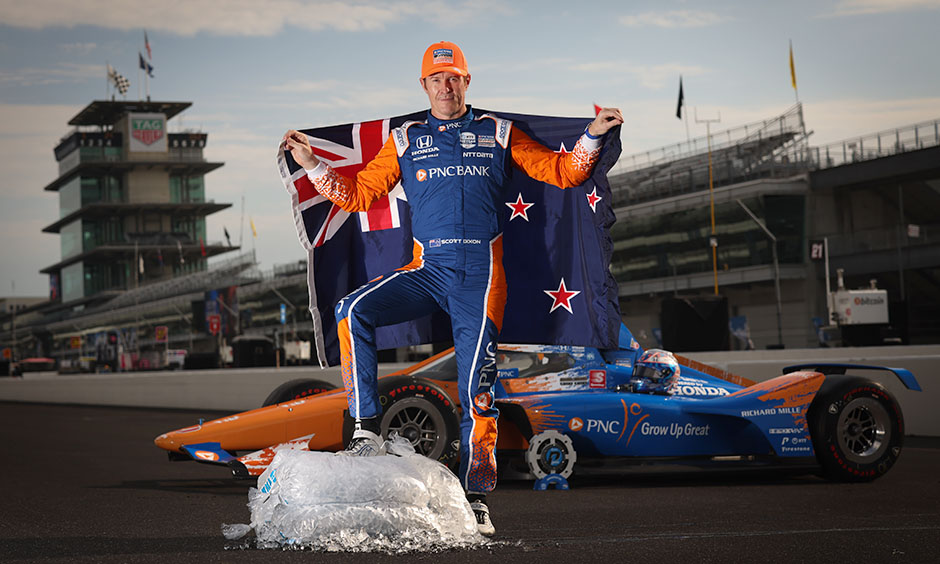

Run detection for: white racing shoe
[[470, 500, 495, 536], [338, 429, 386, 457]]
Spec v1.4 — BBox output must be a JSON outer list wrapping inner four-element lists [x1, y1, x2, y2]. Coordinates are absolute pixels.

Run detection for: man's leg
[[448, 238, 506, 535], [335, 266, 443, 451]]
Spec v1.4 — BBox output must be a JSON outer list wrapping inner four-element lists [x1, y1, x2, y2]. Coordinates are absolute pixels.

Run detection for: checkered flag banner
[[107, 64, 130, 95]]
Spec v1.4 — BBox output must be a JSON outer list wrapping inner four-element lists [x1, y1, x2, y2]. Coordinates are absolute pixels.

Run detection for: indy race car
[[154, 325, 921, 483]]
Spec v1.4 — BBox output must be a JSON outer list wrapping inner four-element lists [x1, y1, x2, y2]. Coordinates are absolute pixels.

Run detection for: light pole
[[10, 281, 16, 376], [737, 199, 784, 348], [696, 108, 721, 295]]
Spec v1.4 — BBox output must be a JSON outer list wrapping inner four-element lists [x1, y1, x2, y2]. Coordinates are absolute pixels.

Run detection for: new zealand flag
[[276, 109, 622, 368]]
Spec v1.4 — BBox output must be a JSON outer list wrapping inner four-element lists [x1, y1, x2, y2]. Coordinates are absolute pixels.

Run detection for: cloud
[[608, 96, 940, 169], [619, 10, 728, 29], [283, 85, 421, 124], [0, 0, 511, 36], [0, 63, 104, 87], [0, 103, 80, 197], [267, 79, 342, 93], [801, 96, 940, 145], [60, 42, 97, 54], [0, 104, 78, 297], [569, 62, 707, 90], [825, 0, 940, 16], [0, 213, 60, 298]]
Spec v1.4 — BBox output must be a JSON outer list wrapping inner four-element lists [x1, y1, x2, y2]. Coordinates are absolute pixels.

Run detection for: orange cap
[[420, 41, 469, 79]]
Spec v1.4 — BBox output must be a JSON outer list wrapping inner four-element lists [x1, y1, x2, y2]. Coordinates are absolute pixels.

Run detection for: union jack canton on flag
[[276, 110, 622, 368]]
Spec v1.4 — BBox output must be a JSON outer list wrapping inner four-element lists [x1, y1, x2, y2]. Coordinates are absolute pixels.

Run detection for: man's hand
[[281, 129, 321, 170], [587, 108, 624, 137]]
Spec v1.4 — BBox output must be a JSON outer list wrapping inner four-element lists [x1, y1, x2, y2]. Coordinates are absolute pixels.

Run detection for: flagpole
[[683, 106, 691, 143], [695, 107, 721, 295], [239, 195, 245, 248], [143, 30, 151, 101]]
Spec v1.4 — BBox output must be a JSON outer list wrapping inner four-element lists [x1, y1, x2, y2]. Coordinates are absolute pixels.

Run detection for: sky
[[1, 0, 938, 297]]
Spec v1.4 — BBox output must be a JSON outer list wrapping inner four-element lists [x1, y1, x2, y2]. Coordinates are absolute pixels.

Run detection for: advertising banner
[[205, 286, 238, 338], [128, 112, 167, 153]]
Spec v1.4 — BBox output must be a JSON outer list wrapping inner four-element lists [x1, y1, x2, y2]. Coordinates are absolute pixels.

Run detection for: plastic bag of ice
[[229, 436, 485, 552]]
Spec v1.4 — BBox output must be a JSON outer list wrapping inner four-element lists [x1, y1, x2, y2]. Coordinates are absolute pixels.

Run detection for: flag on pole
[[139, 52, 154, 78], [176, 239, 185, 265], [789, 40, 797, 90], [199, 237, 207, 257], [107, 64, 130, 95], [144, 30, 152, 60], [676, 76, 685, 119], [250, 218, 258, 238], [223, 227, 232, 246], [277, 109, 623, 367], [593, 104, 602, 116]]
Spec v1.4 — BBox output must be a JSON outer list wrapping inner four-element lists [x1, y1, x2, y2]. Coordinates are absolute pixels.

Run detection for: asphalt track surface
[[3, 402, 939, 564]]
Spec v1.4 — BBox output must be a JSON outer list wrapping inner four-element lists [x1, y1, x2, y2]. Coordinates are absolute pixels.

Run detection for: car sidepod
[[500, 370, 826, 460]]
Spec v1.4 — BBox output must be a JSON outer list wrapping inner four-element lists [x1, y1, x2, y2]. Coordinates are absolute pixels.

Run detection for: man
[[283, 40, 622, 536]]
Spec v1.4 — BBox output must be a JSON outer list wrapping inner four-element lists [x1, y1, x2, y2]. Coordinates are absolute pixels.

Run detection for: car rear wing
[[782, 363, 922, 391]]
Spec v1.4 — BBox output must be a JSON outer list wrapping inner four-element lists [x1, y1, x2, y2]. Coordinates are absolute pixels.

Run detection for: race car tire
[[262, 378, 335, 407], [808, 375, 904, 482], [340, 377, 460, 467]]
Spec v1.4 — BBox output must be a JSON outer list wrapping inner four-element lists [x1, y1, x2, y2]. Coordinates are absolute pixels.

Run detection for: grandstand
[[609, 104, 809, 207], [610, 103, 940, 349]]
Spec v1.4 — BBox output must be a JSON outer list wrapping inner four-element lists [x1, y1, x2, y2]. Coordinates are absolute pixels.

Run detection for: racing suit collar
[[427, 106, 475, 130]]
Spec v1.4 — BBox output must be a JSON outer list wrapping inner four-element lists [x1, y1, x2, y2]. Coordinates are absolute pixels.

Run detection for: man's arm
[[282, 130, 402, 212], [509, 107, 623, 189]]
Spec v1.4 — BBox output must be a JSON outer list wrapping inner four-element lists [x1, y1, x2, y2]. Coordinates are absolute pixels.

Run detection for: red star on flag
[[544, 278, 581, 314], [506, 193, 534, 222], [586, 187, 602, 212]]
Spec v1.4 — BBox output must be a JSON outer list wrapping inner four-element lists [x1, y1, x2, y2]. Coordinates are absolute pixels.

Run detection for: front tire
[[262, 378, 335, 407], [808, 376, 904, 482]]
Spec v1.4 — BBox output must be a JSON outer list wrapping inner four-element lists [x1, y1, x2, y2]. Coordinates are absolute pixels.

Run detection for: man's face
[[421, 71, 470, 120]]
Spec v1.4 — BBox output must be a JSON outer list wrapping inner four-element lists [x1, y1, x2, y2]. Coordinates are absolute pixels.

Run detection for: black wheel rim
[[382, 397, 447, 459], [837, 397, 890, 464]]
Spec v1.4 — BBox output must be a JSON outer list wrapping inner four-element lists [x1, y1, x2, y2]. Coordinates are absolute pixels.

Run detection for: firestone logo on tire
[[568, 417, 584, 431], [416, 169, 427, 182]]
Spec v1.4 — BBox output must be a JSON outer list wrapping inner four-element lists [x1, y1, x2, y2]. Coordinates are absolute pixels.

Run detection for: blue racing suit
[[306, 106, 602, 494]]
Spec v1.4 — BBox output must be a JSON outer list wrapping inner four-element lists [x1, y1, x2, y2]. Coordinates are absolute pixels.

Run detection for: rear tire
[[262, 378, 335, 407], [808, 376, 904, 482], [342, 377, 460, 467]]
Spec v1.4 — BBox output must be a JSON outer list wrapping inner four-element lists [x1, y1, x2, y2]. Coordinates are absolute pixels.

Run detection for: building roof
[[43, 160, 224, 191], [68, 100, 192, 126], [40, 242, 238, 274], [43, 202, 232, 233]]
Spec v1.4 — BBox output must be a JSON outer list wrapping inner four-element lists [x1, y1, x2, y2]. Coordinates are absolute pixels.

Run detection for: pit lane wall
[[684, 345, 938, 437], [0, 365, 402, 412], [0, 346, 936, 436]]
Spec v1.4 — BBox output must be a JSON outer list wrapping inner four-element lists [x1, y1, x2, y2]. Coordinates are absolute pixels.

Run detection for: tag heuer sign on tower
[[128, 112, 167, 153]]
